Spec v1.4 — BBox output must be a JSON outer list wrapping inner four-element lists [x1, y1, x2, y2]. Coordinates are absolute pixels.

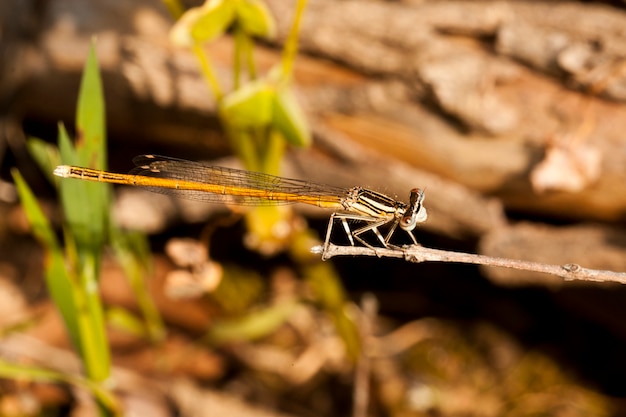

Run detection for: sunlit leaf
[[272, 87, 311, 147], [219, 80, 274, 128], [170, 0, 236, 47], [236, 0, 276, 39]]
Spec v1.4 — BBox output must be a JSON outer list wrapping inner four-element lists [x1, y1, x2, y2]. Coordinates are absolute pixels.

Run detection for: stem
[[192, 44, 223, 102], [77, 256, 110, 383], [233, 26, 244, 90], [245, 33, 257, 80], [280, 0, 308, 79]]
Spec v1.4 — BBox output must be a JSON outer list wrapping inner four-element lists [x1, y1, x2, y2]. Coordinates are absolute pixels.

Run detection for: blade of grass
[[0, 359, 121, 416], [110, 229, 166, 343], [77, 38, 107, 170], [56, 42, 111, 385], [11, 169, 82, 352]]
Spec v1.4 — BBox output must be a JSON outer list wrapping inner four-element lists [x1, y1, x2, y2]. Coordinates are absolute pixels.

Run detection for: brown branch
[[313, 244, 626, 285]]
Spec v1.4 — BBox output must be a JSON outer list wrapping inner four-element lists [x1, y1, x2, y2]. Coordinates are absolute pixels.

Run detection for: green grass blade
[[75, 254, 111, 383], [58, 123, 106, 257], [77, 39, 107, 169], [57, 42, 111, 258], [56, 43, 112, 384], [110, 228, 166, 342], [11, 169, 82, 352], [0, 359, 121, 416]]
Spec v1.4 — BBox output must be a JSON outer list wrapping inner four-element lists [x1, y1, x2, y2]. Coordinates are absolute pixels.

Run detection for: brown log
[[4, 0, 626, 232]]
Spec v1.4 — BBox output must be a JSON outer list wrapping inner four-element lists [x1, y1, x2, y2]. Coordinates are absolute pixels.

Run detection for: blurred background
[[2, 0, 626, 416]]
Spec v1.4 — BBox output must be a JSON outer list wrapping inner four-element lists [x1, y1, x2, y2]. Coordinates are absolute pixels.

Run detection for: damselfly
[[53, 155, 427, 258]]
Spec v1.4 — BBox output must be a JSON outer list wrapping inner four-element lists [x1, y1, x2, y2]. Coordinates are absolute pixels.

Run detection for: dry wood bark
[[266, 0, 626, 222]]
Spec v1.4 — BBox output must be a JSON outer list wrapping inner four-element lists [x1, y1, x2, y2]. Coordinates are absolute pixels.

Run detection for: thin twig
[[312, 244, 626, 285]]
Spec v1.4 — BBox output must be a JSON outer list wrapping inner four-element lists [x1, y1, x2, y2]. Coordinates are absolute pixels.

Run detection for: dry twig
[[314, 244, 626, 285]]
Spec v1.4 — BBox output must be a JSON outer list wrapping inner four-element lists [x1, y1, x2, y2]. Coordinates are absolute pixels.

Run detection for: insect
[[54, 155, 427, 258]]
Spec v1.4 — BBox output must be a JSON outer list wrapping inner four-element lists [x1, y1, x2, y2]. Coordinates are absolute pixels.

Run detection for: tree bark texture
[[3, 0, 626, 285]]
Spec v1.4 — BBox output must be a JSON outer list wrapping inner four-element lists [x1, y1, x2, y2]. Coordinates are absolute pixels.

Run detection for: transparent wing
[[130, 155, 349, 206]]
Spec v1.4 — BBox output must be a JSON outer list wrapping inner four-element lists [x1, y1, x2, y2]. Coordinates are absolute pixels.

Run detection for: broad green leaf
[[236, 0, 276, 39], [56, 44, 112, 383], [58, 123, 107, 258], [58, 43, 110, 261], [11, 169, 82, 352], [219, 80, 274, 128], [170, 0, 236, 46], [75, 40, 110, 247], [272, 87, 311, 147]]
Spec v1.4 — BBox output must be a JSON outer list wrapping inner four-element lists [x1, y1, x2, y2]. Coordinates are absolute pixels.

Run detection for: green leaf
[[236, 0, 276, 39], [272, 87, 311, 147], [58, 42, 110, 259], [58, 123, 107, 257], [58, 122, 79, 166], [219, 80, 274, 128], [56, 43, 112, 384], [77, 40, 110, 244], [11, 169, 82, 353], [77, 39, 106, 170], [170, 0, 236, 46]]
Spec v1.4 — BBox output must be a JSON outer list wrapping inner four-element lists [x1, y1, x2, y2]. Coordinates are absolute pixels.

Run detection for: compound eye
[[399, 214, 417, 231]]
